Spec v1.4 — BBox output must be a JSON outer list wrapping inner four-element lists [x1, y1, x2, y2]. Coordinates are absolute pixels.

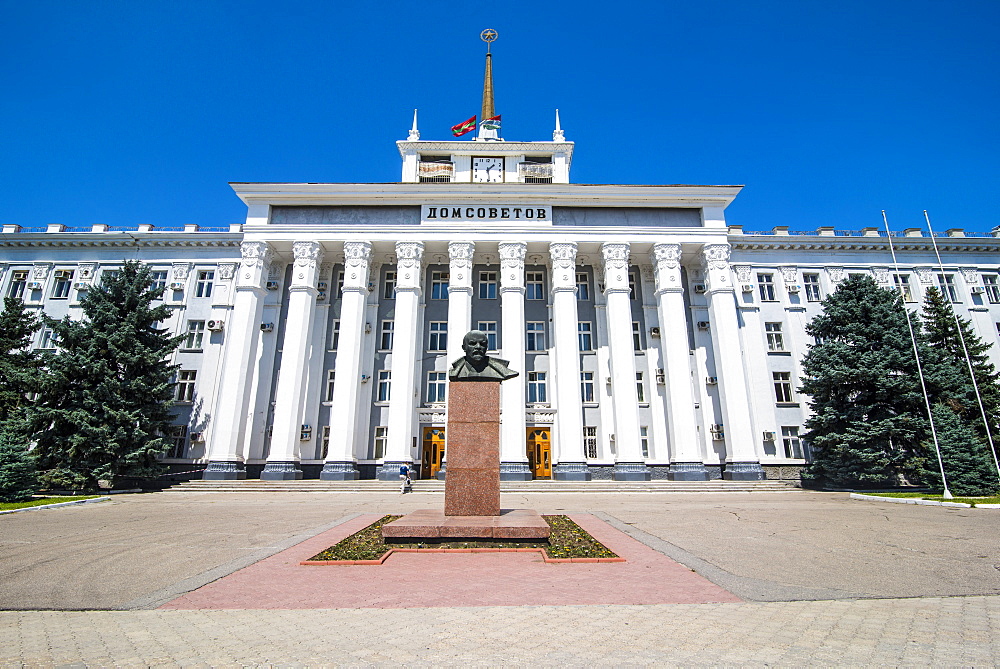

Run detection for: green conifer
[[918, 403, 999, 497], [0, 296, 42, 423], [0, 418, 38, 502]]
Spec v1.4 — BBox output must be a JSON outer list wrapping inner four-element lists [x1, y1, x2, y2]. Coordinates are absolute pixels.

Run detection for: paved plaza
[[2, 489, 1000, 665]]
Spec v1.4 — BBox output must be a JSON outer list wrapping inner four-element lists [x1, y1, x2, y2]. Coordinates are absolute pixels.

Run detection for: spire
[[478, 29, 499, 140], [408, 109, 419, 141], [553, 109, 565, 142]]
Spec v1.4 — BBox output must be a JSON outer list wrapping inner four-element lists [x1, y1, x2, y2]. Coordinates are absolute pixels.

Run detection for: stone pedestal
[[444, 380, 500, 516]]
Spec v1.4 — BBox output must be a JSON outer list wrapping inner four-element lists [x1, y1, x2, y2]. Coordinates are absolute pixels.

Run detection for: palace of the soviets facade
[[4, 38, 1000, 483]]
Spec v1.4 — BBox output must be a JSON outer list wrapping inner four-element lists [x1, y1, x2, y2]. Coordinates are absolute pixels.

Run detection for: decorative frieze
[[217, 263, 236, 281], [32, 263, 52, 281], [732, 264, 753, 283], [779, 265, 798, 284], [961, 267, 979, 283], [872, 267, 890, 284], [827, 266, 846, 284], [913, 267, 933, 284]]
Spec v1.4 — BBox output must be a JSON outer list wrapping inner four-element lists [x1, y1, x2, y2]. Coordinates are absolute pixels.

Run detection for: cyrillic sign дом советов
[[421, 205, 551, 223]]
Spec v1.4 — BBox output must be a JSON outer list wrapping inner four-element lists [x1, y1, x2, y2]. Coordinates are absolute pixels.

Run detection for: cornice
[[396, 140, 575, 160], [728, 234, 1000, 254], [0, 232, 242, 250]]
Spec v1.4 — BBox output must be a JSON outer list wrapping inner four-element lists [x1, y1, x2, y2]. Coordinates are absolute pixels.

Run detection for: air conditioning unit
[[649, 326, 661, 338], [300, 425, 312, 441], [189, 432, 204, 442], [265, 280, 280, 291], [706, 376, 718, 385], [317, 290, 328, 301], [27, 281, 43, 290], [655, 368, 665, 384], [317, 281, 328, 290], [741, 284, 754, 293], [169, 281, 185, 291], [697, 321, 710, 330], [787, 284, 801, 293], [73, 282, 91, 290], [54, 270, 73, 279], [260, 323, 274, 332], [694, 283, 706, 293], [606, 376, 612, 384], [207, 319, 224, 332], [709, 424, 725, 440], [762, 431, 776, 441], [971, 286, 985, 294]]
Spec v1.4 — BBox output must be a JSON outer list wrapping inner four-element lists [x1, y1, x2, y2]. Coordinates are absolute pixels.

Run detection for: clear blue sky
[[1, 0, 997, 233]]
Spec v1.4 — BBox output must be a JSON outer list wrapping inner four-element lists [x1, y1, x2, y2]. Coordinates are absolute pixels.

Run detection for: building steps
[[163, 479, 800, 494]]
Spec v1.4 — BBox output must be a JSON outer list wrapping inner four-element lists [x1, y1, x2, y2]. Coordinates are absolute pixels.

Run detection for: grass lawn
[[858, 491, 1000, 506], [0, 495, 102, 511]]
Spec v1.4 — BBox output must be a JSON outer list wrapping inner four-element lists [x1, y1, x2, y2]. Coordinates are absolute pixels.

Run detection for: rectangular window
[[526, 322, 545, 351], [632, 322, 642, 351], [325, 369, 336, 402], [51, 270, 73, 299], [336, 271, 345, 299], [428, 321, 447, 351], [984, 275, 1000, 304], [578, 322, 593, 351], [150, 270, 168, 293], [102, 269, 120, 283], [321, 426, 331, 459], [38, 328, 57, 350], [373, 426, 388, 459], [478, 271, 498, 299], [377, 370, 391, 402], [773, 371, 794, 403], [758, 273, 776, 301], [640, 426, 649, 458], [477, 321, 498, 350], [527, 371, 547, 403], [169, 425, 188, 459], [383, 271, 397, 299], [782, 426, 803, 459], [893, 274, 913, 302], [576, 272, 590, 300], [430, 271, 449, 300], [195, 270, 214, 298], [380, 320, 394, 350], [525, 272, 544, 300], [803, 273, 821, 302], [175, 370, 197, 402], [628, 272, 638, 300], [427, 371, 447, 403], [937, 273, 958, 302], [7, 270, 27, 299], [185, 320, 205, 350], [331, 320, 340, 350], [581, 371, 595, 403], [636, 372, 646, 403], [584, 426, 598, 459], [765, 322, 784, 351]]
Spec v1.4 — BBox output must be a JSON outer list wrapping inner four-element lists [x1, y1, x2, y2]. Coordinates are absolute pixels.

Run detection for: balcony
[[418, 161, 454, 183], [518, 162, 553, 184]]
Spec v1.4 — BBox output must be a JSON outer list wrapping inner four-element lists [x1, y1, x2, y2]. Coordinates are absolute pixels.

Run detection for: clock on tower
[[473, 157, 504, 183]]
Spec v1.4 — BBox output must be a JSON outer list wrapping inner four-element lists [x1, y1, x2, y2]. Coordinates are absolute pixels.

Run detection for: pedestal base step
[[382, 508, 550, 541]]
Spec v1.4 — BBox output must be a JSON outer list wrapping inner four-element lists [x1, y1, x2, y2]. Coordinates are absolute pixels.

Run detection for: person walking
[[399, 463, 410, 493]]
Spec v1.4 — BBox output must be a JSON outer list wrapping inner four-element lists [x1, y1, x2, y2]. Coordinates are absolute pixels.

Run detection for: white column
[[601, 242, 650, 480], [262, 241, 323, 480], [203, 241, 274, 480], [652, 242, 708, 480], [499, 241, 531, 480], [549, 241, 590, 481], [321, 241, 372, 480], [380, 241, 424, 478], [702, 243, 765, 480], [446, 241, 475, 363]]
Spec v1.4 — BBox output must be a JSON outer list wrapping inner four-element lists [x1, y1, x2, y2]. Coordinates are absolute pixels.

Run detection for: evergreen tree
[[918, 403, 999, 497], [0, 418, 38, 502], [30, 261, 184, 489], [0, 296, 42, 423]]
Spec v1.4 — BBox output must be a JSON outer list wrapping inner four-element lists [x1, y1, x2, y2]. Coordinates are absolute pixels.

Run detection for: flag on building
[[451, 116, 477, 137], [480, 115, 501, 131]]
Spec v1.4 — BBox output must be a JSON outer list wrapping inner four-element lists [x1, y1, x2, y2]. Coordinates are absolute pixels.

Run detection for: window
[[527, 372, 547, 403], [584, 426, 598, 459], [7, 270, 27, 299], [773, 372, 794, 403], [636, 372, 646, 403], [38, 328, 57, 350], [427, 371, 447, 403], [185, 320, 205, 350], [632, 322, 642, 351], [526, 272, 544, 300], [101, 269, 120, 284], [175, 370, 197, 402], [893, 274, 913, 302], [984, 275, 1000, 304], [803, 273, 821, 302], [321, 426, 331, 459], [150, 270, 168, 293], [168, 425, 188, 459], [765, 322, 784, 351], [51, 270, 73, 299], [383, 271, 397, 299], [377, 370, 391, 402], [428, 321, 447, 351], [640, 426, 650, 458], [526, 322, 545, 351], [195, 270, 214, 298], [331, 320, 340, 350], [782, 426, 803, 459], [478, 271, 498, 299], [336, 271, 345, 299], [576, 273, 590, 300], [628, 273, 638, 300], [373, 426, 388, 459], [581, 372, 595, 403], [937, 273, 958, 302], [477, 321, 498, 350], [430, 271, 449, 299], [380, 320, 394, 350], [758, 273, 776, 301], [578, 322, 593, 351], [325, 370, 336, 402]]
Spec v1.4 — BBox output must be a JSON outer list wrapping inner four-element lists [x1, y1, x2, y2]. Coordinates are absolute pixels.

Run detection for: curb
[[850, 493, 976, 508], [300, 547, 625, 566], [0, 496, 111, 515]]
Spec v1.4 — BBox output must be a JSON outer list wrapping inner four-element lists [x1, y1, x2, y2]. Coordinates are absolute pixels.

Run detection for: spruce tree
[[0, 296, 42, 423], [0, 418, 38, 502], [918, 403, 999, 497], [30, 261, 184, 489]]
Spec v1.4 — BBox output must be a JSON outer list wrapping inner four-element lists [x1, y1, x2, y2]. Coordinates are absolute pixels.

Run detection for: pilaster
[[499, 240, 532, 480]]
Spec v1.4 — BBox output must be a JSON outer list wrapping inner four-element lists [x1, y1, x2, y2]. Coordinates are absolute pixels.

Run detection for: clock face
[[473, 157, 504, 183]]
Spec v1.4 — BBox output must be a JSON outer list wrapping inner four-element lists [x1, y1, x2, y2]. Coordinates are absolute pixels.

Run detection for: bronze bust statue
[[449, 330, 519, 381]]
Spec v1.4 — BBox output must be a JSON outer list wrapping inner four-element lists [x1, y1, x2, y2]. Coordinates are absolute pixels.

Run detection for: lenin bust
[[449, 330, 519, 381]]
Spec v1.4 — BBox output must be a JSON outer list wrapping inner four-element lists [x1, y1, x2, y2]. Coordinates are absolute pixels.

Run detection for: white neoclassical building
[[4, 110, 1000, 483]]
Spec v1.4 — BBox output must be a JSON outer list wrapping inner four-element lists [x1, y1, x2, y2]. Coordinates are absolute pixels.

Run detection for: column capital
[[395, 240, 424, 292], [499, 241, 526, 292], [549, 241, 578, 292], [342, 241, 373, 292], [601, 241, 631, 294], [701, 243, 734, 294], [236, 241, 275, 290], [448, 241, 475, 290], [289, 241, 324, 290], [652, 242, 683, 295]]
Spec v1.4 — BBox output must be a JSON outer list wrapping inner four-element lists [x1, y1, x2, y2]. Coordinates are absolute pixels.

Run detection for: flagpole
[[923, 210, 1000, 484], [882, 211, 951, 498]]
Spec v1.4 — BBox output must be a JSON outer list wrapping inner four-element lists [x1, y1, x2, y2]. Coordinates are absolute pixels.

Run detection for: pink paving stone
[[382, 508, 550, 540], [160, 513, 742, 609]]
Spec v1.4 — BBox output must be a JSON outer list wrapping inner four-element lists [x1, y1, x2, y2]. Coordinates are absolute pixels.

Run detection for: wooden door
[[421, 427, 445, 479], [526, 428, 551, 479]]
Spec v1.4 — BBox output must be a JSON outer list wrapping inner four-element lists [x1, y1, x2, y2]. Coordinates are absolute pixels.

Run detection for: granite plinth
[[381, 508, 551, 541], [444, 380, 501, 516]]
